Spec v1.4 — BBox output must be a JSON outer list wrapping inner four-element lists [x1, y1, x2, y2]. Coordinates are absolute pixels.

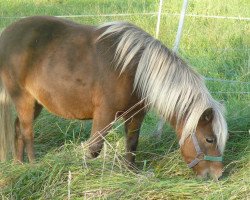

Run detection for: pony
[[0, 16, 228, 180]]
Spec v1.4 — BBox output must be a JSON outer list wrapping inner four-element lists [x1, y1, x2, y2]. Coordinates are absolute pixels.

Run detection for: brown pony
[[0, 16, 228, 180]]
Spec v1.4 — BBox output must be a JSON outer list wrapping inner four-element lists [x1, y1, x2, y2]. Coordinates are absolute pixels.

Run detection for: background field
[[0, 0, 249, 199]]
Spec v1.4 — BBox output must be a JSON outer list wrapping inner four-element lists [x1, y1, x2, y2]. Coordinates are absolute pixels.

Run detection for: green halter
[[204, 155, 223, 162]]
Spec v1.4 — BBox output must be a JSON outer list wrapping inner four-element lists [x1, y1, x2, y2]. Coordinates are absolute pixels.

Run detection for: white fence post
[[155, 0, 164, 39], [173, 0, 189, 52], [155, 0, 189, 137]]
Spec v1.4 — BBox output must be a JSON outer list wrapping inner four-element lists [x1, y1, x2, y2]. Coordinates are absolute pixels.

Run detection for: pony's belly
[[42, 98, 93, 120], [30, 86, 94, 120]]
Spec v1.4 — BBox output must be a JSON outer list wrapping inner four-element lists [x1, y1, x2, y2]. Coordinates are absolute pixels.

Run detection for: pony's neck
[[169, 116, 184, 140]]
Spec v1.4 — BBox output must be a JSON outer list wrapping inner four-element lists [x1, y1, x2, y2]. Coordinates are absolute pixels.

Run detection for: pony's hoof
[[84, 150, 94, 159], [81, 142, 101, 159], [13, 159, 24, 165]]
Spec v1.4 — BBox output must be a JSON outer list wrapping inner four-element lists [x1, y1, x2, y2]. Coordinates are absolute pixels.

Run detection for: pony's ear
[[199, 108, 213, 124]]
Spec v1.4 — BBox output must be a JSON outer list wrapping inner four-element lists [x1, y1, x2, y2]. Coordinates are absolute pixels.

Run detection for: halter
[[187, 133, 223, 168]]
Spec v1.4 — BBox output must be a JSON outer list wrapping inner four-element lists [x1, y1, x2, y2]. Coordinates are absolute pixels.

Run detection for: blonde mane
[[96, 22, 228, 152]]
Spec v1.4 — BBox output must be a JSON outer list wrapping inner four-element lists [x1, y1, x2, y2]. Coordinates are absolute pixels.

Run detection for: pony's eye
[[206, 138, 214, 143]]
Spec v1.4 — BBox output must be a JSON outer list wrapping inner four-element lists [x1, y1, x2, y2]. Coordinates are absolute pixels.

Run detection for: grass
[[0, 0, 249, 199]]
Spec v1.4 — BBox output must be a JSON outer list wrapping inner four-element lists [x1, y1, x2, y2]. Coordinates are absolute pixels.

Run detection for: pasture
[[0, 0, 249, 199]]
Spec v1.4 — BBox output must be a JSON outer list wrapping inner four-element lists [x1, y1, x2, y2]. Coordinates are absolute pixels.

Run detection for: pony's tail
[[0, 79, 15, 161]]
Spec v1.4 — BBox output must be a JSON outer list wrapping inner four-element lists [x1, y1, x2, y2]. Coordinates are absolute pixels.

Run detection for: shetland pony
[[0, 16, 228, 180]]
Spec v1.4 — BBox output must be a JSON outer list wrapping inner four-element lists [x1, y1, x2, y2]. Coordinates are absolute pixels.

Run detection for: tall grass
[[0, 0, 249, 199]]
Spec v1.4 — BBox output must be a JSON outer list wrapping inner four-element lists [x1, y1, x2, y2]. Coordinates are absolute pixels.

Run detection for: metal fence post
[[155, 0, 189, 138]]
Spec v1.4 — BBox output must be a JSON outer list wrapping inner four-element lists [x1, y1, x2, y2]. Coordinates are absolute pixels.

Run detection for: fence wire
[[1, 12, 250, 21]]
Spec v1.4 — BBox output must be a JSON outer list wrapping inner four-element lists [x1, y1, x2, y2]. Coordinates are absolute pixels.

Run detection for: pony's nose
[[210, 169, 223, 181], [196, 170, 209, 180], [217, 175, 223, 181]]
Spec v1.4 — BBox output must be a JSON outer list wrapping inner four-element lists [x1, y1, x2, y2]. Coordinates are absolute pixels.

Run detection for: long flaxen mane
[[96, 22, 228, 153]]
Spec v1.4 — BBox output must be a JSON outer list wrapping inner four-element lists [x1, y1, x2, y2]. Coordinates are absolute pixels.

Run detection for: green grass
[[0, 0, 249, 199]]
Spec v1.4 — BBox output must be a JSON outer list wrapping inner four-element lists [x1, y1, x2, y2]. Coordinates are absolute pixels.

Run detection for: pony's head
[[180, 108, 226, 180]]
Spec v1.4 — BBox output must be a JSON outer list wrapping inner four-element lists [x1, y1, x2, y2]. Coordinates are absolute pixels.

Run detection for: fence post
[[155, 0, 164, 39], [155, 0, 189, 137]]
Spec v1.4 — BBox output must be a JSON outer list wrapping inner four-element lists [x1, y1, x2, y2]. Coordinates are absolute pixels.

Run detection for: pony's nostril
[[217, 172, 224, 181], [210, 170, 223, 181], [196, 170, 209, 180]]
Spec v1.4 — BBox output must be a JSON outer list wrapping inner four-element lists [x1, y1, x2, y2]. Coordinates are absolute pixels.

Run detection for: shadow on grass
[[32, 110, 92, 161]]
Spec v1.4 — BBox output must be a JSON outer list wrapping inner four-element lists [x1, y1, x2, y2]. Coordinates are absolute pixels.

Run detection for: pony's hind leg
[[14, 117, 23, 162], [14, 95, 42, 163]]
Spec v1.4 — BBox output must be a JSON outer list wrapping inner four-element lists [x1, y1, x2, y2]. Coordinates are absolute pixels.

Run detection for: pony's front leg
[[124, 111, 145, 166], [87, 108, 116, 158]]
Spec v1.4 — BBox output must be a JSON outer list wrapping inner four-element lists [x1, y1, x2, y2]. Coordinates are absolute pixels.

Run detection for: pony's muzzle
[[195, 161, 223, 181], [209, 165, 223, 181]]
